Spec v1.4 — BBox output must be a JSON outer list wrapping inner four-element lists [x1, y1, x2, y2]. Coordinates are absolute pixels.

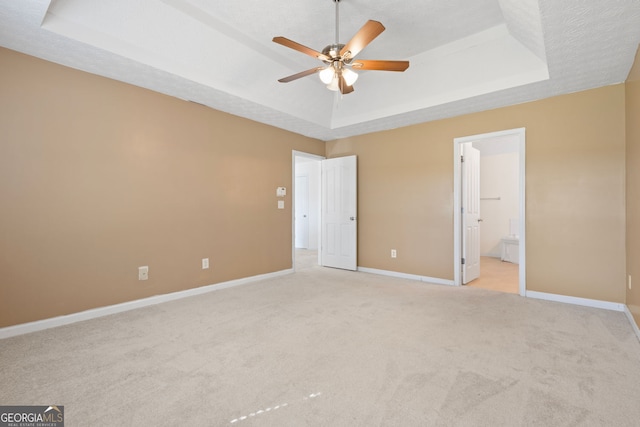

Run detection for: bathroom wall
[[478, 151, 520, 257]]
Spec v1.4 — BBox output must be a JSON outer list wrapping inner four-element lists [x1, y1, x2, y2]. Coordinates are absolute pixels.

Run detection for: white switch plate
[[202, 258, 209, 269], [278, 200, 285, 209], [391, 249, 397, 258], [138, 266, 149, 280]]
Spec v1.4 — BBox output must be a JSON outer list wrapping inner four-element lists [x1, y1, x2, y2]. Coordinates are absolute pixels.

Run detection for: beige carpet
[[295, 248, 319, 271], [1, 264, 640, 426]]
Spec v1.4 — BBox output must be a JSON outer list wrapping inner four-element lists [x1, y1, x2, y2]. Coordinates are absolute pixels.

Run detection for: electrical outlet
[[391, 249, 397, 258], [629, 275, 632, 290], [138, 266, 149, 281], [202, 258, 209, 269]]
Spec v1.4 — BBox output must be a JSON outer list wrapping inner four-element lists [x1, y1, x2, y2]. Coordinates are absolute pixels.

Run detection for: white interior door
[[321, 155, 357, 270], [462, 143, 481, 284], [295, 175, 309, 248]]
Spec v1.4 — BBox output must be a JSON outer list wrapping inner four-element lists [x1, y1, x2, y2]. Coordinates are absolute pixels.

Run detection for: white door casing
[[321, 156, 357, 271], [462, 143, 481, 284]]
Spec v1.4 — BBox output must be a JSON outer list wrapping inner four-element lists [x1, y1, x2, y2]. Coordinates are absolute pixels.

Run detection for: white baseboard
[[623, 306, 640, 343], [0, 269, 293, 340], [357, 266, 455, 287], [7, 269, 636, 343], [525, 290, 625, 312]]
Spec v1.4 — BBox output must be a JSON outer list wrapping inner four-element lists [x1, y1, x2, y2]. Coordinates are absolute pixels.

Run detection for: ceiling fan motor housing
[[322, 44, 346, 61]]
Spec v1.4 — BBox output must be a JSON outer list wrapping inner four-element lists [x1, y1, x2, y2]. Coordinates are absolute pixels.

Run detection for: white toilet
[[501, 218, 519, 264]]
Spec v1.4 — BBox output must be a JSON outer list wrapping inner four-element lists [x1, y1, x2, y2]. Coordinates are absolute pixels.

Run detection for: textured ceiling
[[1, 0, 639, 141]]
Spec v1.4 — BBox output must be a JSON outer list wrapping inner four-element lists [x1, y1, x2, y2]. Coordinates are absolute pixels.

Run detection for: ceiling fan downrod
[[334, 0, 340, 45], [320, 0, 344, 62], [323, 0, 345, 64]]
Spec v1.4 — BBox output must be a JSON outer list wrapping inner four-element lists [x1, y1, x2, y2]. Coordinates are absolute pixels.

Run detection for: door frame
[[292, 150, 325, 271], [453, 128, 526, 296]]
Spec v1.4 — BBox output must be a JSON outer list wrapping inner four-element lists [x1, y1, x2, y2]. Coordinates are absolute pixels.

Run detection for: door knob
[[350, 216, 356, 221]]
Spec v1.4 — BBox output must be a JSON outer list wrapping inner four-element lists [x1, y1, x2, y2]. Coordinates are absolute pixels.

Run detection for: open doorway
[[292, 151, 323, 271], [453, 128, 526, 296], [293, 152, 358, 272]]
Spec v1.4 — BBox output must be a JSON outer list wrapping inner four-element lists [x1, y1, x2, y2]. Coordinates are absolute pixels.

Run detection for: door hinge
[[461, 155, 464, 163], [461, 258, 466, 265]]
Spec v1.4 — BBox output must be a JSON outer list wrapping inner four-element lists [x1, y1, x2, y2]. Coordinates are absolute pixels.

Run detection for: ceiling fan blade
[[351, 59, 410, 72], [273, 37, 331, 62], [338, 74, 355, 95], [278, 67, 324, 83], [340, 20, 385, 60]]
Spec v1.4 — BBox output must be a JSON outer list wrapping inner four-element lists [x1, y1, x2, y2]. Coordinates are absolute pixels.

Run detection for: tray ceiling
[[1, 0, 639, 141]]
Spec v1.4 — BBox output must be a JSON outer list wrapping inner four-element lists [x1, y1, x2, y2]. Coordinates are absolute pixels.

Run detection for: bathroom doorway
[[292, 151, 323, 271], [453, 128, 526, 295]]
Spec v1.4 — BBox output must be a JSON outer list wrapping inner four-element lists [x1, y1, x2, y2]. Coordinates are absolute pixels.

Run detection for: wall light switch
[[391, 249, 397, 258], [202, 258, 209, 269], [138, 266, 149, 281], [276, 187, 287, 197], [278, 200, 285, 209]]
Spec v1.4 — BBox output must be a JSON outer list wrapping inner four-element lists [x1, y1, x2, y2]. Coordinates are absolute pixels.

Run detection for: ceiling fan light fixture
[[273, 0, 409, 95], [342, 68, 358, 86], [327, 74, 341, 91], [319, 67, 335, 84]]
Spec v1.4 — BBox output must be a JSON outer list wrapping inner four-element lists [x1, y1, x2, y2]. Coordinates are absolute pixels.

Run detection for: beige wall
[[626, 45, 640, 329], [0, 48, 324, 327], [1, 45, 634, 329], [327, 85, 627, 303]]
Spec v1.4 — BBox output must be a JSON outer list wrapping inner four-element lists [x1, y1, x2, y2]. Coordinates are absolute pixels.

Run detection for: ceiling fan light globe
[[319, 67, 335, 84], [327, 75, 340, 91], [343, 68, 358, 86]]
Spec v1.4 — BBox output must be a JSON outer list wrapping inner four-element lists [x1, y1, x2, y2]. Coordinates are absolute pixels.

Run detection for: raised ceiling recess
[[1, 0, 639, 140]]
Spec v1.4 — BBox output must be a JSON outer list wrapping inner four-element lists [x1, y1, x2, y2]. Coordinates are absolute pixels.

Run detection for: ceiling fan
[[272, 0, 410, 95]]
